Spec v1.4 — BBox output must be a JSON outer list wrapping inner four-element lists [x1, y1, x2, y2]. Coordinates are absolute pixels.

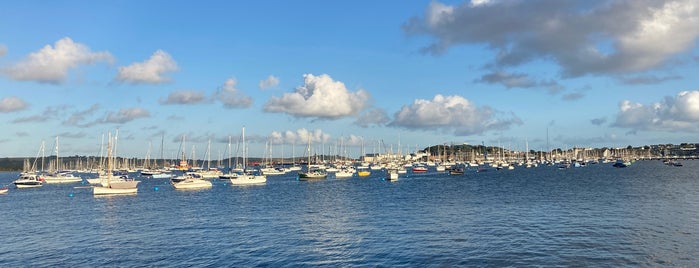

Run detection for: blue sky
[[1, 0, 699, 159]]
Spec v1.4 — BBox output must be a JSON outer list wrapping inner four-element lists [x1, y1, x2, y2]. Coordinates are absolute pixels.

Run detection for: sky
[[1, 0, 699, 160]]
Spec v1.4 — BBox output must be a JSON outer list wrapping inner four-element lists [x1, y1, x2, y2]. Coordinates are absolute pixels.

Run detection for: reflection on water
[[1, 161, 699, 266]]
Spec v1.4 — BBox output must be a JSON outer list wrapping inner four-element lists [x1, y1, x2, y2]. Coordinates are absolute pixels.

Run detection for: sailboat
[[298, 136, 327, 180], [171, 135, 213, 189], [43, 136, 82, 184], [230, 127, 266, 185], [93, 133, 140, 195]]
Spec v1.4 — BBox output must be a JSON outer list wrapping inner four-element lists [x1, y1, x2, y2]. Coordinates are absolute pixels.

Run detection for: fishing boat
[[171, 172, 213, 189], [229, 127, 267, 185], [13, 173, 45, 188], [94, 133, 140, 195], [0, 186, 8, 194]]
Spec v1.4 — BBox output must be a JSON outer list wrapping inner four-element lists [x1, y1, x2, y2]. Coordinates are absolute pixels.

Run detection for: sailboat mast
[[54, 136, 59, 171], [242, 127, 246, 169], [106, 132, 113, 186], [160, 133, 164, 169]]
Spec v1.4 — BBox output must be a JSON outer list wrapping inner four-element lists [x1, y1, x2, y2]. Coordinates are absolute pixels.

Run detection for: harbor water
[[1, 160, 698, 266]]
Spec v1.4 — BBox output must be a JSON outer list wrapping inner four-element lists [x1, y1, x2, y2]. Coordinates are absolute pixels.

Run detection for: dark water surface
[[2, 160, 698, 267]]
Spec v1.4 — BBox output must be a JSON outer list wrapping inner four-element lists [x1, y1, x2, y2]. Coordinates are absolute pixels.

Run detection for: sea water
[[1, 160, 698, 266]]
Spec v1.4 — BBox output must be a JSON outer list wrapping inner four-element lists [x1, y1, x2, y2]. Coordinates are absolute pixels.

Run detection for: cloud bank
[[613, 90, 699, 132], [268, 128, 331, 145]]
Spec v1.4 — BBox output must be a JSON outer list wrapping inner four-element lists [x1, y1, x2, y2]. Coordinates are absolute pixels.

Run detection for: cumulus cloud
[[354, 108, 391, 128], [404, 0, 699, 77], [0, 96, 29, 112], [216, 78, 253, 108], [161, 90, 207, 105], [0, 44, 6, 57], [259, 75, 280, 90], [115, 50, 177, 84], [1, 37, 113, 83], [613, 90, 699, 132], [103, 108, 150, 124], [263, 74, 370, 119], [268, 128, 331, 145], [390, 94, 522, 135]]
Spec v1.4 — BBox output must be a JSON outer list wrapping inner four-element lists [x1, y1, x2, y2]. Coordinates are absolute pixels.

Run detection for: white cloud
[[115, 50, 177, 84], [263, 74, 370, 119], [259, 75, 280, 90], [268, 128, 331, 145], [404, 0, 699, 77], [390, 94, 522, 135], [470, 0, 493, 7], [1, 37, 113, 84], [0, 96, 28, 112], [613, 90, 699, 132], [102, 108, 150, 124], [0, 44, 6, 57], [161, 90, 207, 105], [216, 78, 252, 108]]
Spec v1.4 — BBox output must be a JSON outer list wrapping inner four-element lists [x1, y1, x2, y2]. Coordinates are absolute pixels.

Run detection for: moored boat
[[93, 133, 140, 195], [13, 173, 45, 188], [412, 165, 428, 173], [299, 166, 328, 180], [172, 173, 212, 189], [43, 171, 82, 184]]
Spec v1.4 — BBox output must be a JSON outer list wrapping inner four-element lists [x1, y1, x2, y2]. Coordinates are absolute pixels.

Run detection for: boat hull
[[93, 186, 138, 195], [13, 182, 43, 188], [172, 179, 212, 189], [230, 175, 266, 185], [298, 173, 327, 180]]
